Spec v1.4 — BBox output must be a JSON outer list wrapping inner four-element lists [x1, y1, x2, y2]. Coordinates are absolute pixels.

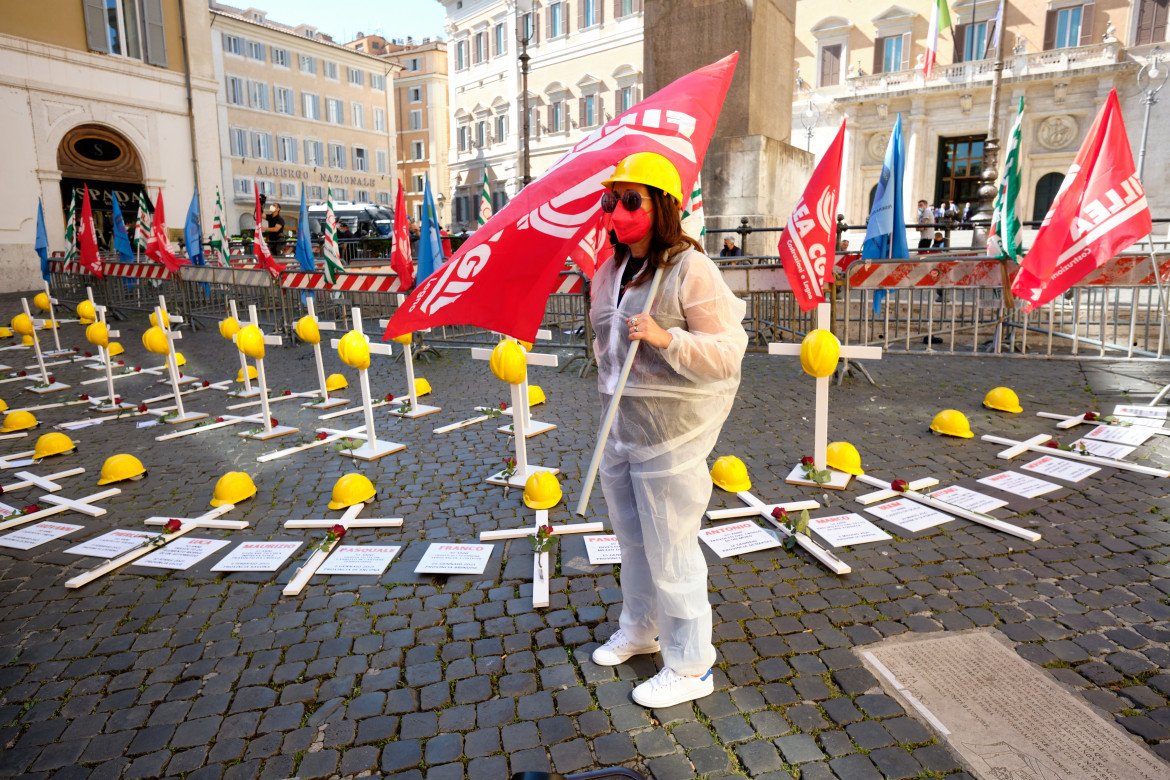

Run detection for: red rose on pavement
[[800, 456, 815, 467], [85, 352, 92, 358], [1044, 441, 1059, 449], [48, 377, 55, 384], [202, 380, 210, 387], [17, 371, 26, 377], [137, 404, 148, 413], [179, 373, 183, 378], [164, 518, 182, 533], [499, 403, 507, 411], [215, 417, 225, 423], [270, 418, 278, 427], [22, 505, 39, 515], [385, 393, 394, 402], [1083, 411, 1098, 421], [329, 524, 346, 539], [771, 507, 789, 521], [80, 394, 89, 401], [114, 396, 122, 404], [317, 432, 328, 440], [73, 347, 80, 352], [134, 367, 141, 373], [117, 360, 124, 365], [283, 390, 291, 396], [541, 524, 554, 536], [891, 479, 909, 492]]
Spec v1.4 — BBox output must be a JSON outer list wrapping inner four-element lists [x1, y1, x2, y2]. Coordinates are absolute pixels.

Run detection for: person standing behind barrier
[[264, 204, 287, 256], [588, 151, 748, 709], [917, 200, 934, 249], [337, 221, 354, 261], [720, 237, 743, 260]]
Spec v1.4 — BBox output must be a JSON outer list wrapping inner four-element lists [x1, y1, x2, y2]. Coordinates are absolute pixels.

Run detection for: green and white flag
[[63, 189, 78, 263], [681, 172, 705, 240], [133, 189, 154, 254], [478, 172, 493, 227], [209, 186, 231, 265], [988, 96, 1024, 262], [322, 185, 344, 284]]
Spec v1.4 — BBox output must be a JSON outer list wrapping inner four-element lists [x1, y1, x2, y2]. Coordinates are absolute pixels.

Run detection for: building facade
[[0, 0, 221, 291], [209, 4, 400, 237], [438, 0, 645, 232], [794, 0, 1170, 230]]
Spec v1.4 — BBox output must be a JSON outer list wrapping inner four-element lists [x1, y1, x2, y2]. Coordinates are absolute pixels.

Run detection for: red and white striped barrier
[[846, 258, 1004, 289], [280, 271, 406, 294], [48, 259, 172, 279]]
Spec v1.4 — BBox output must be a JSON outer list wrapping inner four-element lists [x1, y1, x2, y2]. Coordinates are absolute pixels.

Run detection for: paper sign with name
[[5, 459, 35, 468], [1072, 438, 1136, 459], [414, 543, 495, 575], [927, 485, 1008, 514], [316, 545, 402, 576], [0, 521, 84, 550], [698, 520, 779, 558], [1112, 405, 1167, 420], [0, 502, 18, 518], [865, 499, 954, 533], [135, 537, 231, 570], [136, 420, 159, 429], [65, 529, 153, 557], [808, 512, 892, 547], [583, 535, 622, 565], [211, 541, 303, 572], [1020, 455, 1100, 483], [1082, 424, 1153, 447], [977, 471, 1061, 499]]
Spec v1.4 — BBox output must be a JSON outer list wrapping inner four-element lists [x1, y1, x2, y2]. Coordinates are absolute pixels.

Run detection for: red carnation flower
[[164, 518, 182, 533], [329, 524, 346, 539], [891, 479, 909, 492], [117, 360, 124, 365], [114, 396, 122, 404], [73, 347, 80, 352], [48, 377, 55, 384]]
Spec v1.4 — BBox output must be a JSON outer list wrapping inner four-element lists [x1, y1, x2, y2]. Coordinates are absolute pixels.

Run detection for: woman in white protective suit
[[588, 152, 748, 708]]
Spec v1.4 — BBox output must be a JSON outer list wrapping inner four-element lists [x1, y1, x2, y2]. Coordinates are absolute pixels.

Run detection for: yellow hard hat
[[325, 373, 348, 392], [174, 352, 186, 368], [150, 310, 169, 328], [799, 329, 840, 378], [76, 300, 96, 321], [34, 432, 75, 460], [33, 293, 51, 312], [0, 399, 7, 412], [710, 455, 751, 492], [210, 471, 257, 507], [411, 377, 430, 396], [601, 152, 684, 207], [85, 322, 109, 348], [11, 313, 34, 337], [528, 385, 546, 406], [41, 320, 59, 330], [338, 331, 370, 370], [219, 316, 240, 340], [826, 441, 864, 476], [391, 332, 412, 345], [983, 387, 1022, 414], [489, 341, 526, 385], [0, 327, 11, 338], [142, 326, 171, 355], [328, 473, 376, 510], [295, 315, 321, 345], [97, 453, 146, 485], [21, 335, 34, 346], [236, 324, 265, 360], [108, 342, 124, 357], [930, 409, 974, 438], [237, 366, 258, 382], [1, 410, 37, 433], [523, 471, 562, 510]]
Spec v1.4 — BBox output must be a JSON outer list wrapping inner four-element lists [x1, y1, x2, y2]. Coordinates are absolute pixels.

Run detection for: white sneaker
[[631, 667, 714, 708], [590, 629, 660, 666]]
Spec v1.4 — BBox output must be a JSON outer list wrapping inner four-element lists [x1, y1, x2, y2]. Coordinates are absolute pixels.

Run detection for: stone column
[[644, 0, 813, 257]]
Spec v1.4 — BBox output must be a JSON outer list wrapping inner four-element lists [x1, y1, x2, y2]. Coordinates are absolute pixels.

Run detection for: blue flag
[[184, 190, 205, 266], [861, 114, 909, 312], [35, 198, 50, 282], [417, 172, 445, 284], [111, 196, 134, 264], [295, 183, 314, 272]]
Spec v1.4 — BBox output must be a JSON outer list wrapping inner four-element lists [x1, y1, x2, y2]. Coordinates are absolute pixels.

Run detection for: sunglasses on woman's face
[[600, 190, 644, 213]]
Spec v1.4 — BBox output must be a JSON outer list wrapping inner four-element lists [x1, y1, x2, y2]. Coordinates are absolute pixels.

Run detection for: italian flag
[[478, 172, 493, 227], [924, 0, 952, 79], [322, 185, 344, 284]]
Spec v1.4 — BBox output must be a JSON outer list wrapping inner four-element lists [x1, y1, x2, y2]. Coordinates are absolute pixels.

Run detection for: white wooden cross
[[281, 502, 404, 595], [379, 298, 440, 419], [232, 304, 298, 440], [1036, 411, 1170, 438], [981, 433, 1170, 478], [22, 298, 70, 394], [328, 306, 404, 460], [0, 487, 120, 533], [855, 473, 1043, 542], [224, 300, 260, 398], [149, 304, 207, 425], [705, 492, 848, 574], [299, 296, 348, 410], [255, 424, 371, 463], [81, 294, 135, 413], [64, 504, 247, 589], [480, 508, 603, 608], [0, 468, 85, 495], [768, 303, 881, 489], [37, 281, 72, 356]]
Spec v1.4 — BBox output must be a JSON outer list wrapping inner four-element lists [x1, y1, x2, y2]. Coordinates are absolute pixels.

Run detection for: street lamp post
[[970, 5, 1010, 245], [517, 3, 533, 188], [1136, 47, 1170, 381]]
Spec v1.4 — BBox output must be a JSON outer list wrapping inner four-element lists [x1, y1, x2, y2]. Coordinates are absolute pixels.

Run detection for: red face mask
[[610, 207, 653, 245]]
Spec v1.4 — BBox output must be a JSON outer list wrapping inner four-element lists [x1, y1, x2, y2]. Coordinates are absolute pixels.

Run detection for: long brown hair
[[608, 186, 703, 289]]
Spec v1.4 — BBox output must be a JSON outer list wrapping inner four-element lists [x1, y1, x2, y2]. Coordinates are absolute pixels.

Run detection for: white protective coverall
[[591, 246, 748, 676]]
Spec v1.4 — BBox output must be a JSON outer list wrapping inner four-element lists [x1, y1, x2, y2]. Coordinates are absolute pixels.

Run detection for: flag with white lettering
[[78, 185, 103, 279], [778, 118, 846, 312], [145, 189, 184, 272], [1011, 90, 1151, 311], [390, 179, 415, 288], [383, 53, 739, 342], [322, 186, 344, 284]]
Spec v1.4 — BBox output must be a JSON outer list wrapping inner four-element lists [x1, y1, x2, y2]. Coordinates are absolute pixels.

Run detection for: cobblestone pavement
[[0, 293, 1168, 780]]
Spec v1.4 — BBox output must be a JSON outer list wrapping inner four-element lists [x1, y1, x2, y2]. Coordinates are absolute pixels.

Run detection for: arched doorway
[[57, 125, 144, 250], [1032, 172, 1065, 222]]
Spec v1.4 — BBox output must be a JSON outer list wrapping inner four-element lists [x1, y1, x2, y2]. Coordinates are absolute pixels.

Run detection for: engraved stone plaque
[[859, 629, 1166, 780]]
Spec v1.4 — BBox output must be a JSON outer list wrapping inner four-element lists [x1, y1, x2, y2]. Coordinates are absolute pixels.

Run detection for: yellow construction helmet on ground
[[11, 313, 34, 337], [826, 441, 864, 475], [41, 320, 60, 330], [21, 335, 34, 346], [150, 310, 169, 328], [210, 471, 257, 507], [76, 300, 96, 322], [236, 324, 265, 360], [33, 293, 51, 312], [338, 331, 370, 370], [800, 329, 840, 377], [710, 455, 751, 492], [0, 327, 11, 338], [295, 316, 321, 345], [34, 432, 75, 459], [108, 342, 124, 357], [523, 471, 563, 509], [1, 410, 37, 433], [219, 316, 240, 339], [930, 409, 974, 438], [0, 399, 7, 412], [528, 385, 546, 406], [328, 473, 376, 510], [490, 340, 526, 385], [602, 152, 684, 206], [414, 378, 431, 396], [97, 454, 146, 485], [85, 322, 109, 348], [325, 373, 348, 392], [174, 352, 186, 368], [983, 387, 1022, 413], [142, 326, 170, 355], [237, 366, 258, 382]]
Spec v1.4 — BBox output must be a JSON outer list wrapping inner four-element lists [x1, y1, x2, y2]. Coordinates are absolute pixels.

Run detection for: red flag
[[390, 180, 415, 288], [778, 119, 846, 311], [1012, 90, 1151, 311], [78, 185, 104, 279], [384, 53, 739, 342], [252, 184, 282, 278], [145, 190, 184, 272]]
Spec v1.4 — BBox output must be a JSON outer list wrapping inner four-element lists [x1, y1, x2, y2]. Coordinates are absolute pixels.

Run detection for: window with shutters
[[495, 114, 508, 143], [304, 139, 323, 166], [409, 57, 421, 71], [376, 150, 388, 174], [494, 23, 507, 55], [274, 87, 295, 115], [410, 110, 423, 131], [953, 21, 989, 62], [299, 54, 316, 74], [302, 92, 321, 120], [410, 87, 423, 103], [413, 175, 425, 193], [352, 103, 365, 129], [549, 3, 565, 37], [377, 192, 391, 205], [353, 147, 369, 172], [412, 141, 425, 160], [348, 67, 365, 86], [226, 76, 246, 106], [277, 135, 298, 163], [615, 0, 637, 19], [251, 132, 273, 160], [229, 127, 248, 158], [326, 98, 344, 124], [223, 34, 244, 57], [549, 101, 563, 132], [1135, 0, 1168, 45], [520, 11, 539, 44], [456, 40, 468, 70], [271, 47, 290, 67], [355, 189, 370, 203], [581, 94, 598, 127], [874, 35, 908, 73], [582, 0, 600, 28], [247, 41, 265, 61], [308, 185, 324, 200], [86, 0, 168, 63], [257, 180, 275, 197], [477, 120, 488, 147], [819, 44, 842, 87], [374, 107, 386, 132], [618, 86, 634, 113], [474, 32, 487, 63], [458, 125, 469, 152], [333, 188, 347, 202], [329, 143, 346, 169], [248, 80, 270, 111], [280, 182, 297, 199], [323, 61, 338, 80], [935, 135, 985, 206], [234, 177, 252, 196], [1044, 3, 1094, 50], [371, 73, 385, 90]]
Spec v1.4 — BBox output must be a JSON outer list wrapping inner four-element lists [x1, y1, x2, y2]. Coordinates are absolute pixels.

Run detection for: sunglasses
[[600, 190, 644, 213]]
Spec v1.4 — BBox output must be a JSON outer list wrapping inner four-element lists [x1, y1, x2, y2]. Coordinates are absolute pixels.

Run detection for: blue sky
[[250, 0, 447, 44]]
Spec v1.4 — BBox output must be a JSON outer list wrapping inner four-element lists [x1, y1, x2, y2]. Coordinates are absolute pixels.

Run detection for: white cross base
[[1, 468, 86, 494], [704, 491, 848, 574], [223, 300, 261, 398], [379, 312, 441, 419], [480, 508, 604, 608], [470, 333, 557, 437], [296, 297, 349, 410], [0, 487, 120, 533], [281, 503, 404, 595], [150, 303, 206, 425]]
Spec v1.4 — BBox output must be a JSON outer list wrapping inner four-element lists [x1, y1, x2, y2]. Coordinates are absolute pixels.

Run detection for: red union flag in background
[[383, 53, 739, 342], [78, 184, 103, 278], [390, 180, 415, 288], [145, 189, 184, 272], [1012, 90, 1151, 311], [778, 119, 846, 311], [252, 184, 282, 278]]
